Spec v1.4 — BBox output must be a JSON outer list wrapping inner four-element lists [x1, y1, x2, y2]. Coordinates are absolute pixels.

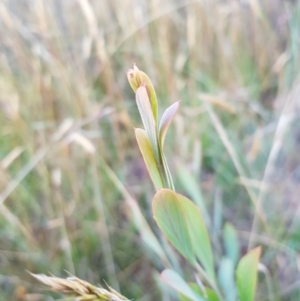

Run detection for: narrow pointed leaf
[[178, 193, 215, 279], [223, 223, 240, 266], [218, 258, 236, 301], [159, 101, 180, 149], [236, 247, 261, 301], [152, 189, 196, 265], [136, 86, 159, 160], [135, 128, 164, 189], [161, 269, 205, 301]]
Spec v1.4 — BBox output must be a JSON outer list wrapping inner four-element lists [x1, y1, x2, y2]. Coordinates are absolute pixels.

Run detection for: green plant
[[127, 65, 262, 301], [33, 65, 262, 301]]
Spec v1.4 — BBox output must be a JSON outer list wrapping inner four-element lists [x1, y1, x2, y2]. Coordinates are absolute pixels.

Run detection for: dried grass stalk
[[30, 273, 130, 301]]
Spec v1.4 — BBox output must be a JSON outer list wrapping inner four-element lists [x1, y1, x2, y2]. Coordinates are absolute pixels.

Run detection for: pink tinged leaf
[[159, 101, 180, 149], [161, 269, 205, 301], [184, 283, 220, 301]]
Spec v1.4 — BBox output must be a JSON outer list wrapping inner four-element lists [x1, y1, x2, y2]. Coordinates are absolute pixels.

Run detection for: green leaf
[[179, 194, 215, 279], [153, 189, 214, 275], [159, 101, 180, 149], [136, 86, 159, 161], [217, 258, 236, 301], [179, 283, 220, 301], [135, 128, 164, 189], [190, 283, 220, 301], [154, 270, 178, 301], [223, 223, 240, 266], [152, 189, 196, 265], [236, 247, 261, 301], [161, 269, 205, 301], [206, 288, 220, 301]]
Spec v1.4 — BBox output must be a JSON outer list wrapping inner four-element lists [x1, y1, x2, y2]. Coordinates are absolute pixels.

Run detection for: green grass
[[0, 1, 300, 300]]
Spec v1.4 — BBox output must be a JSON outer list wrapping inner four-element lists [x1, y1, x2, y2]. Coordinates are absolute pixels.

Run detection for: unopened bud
[[127, 68, 139, 92], [127, 64, 158, 122]]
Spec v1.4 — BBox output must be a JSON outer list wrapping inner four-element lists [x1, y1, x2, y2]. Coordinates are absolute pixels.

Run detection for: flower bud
[[127, 64, 158, 122], [127, 67, 139, 92]]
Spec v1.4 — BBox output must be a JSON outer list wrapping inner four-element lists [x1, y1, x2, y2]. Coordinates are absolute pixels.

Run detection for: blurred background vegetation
[[0, 0, 300, 300]]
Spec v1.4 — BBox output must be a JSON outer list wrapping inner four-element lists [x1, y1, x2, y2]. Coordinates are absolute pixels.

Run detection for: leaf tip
[[252, 246, 262, 258]]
